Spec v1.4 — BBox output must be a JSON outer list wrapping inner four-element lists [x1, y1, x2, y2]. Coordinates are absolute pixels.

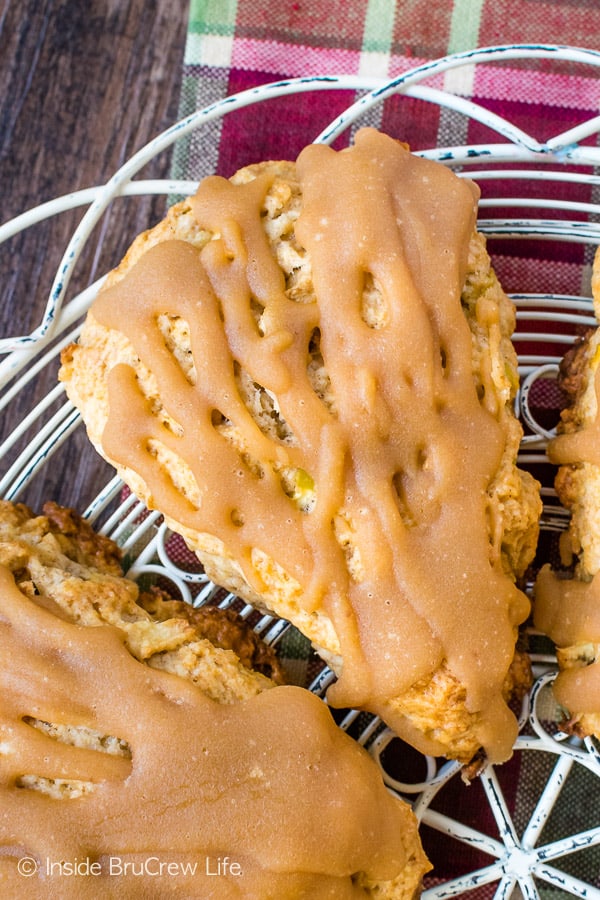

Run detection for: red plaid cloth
[[169, 3, 600, 893], [173, 0, 600, 301]]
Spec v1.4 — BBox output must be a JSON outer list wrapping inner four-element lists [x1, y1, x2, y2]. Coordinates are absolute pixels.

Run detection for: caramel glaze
[[93, 128, 529, 762], [0, 566, 414, 897], [535, 366, 600, 716]]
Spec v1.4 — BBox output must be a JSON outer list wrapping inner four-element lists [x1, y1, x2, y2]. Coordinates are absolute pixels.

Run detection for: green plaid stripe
[[362, 0, 397, 54], [188, 0, 238, 35], [447, 0, 484, 53]]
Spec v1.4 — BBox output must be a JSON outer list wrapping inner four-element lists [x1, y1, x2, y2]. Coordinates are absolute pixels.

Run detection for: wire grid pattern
[[1, 44, 600, 900]]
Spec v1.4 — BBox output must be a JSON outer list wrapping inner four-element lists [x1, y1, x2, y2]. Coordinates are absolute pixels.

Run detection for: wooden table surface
[[0, 0, 190, 511]]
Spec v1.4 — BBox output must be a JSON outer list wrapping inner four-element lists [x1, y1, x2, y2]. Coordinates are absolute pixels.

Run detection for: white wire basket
[[2, 43, 600, 899]]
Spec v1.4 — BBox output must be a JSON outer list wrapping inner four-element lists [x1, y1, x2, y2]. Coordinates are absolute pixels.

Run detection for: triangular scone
[[0, 500, 430, 898], [61, 128, 541, 765]]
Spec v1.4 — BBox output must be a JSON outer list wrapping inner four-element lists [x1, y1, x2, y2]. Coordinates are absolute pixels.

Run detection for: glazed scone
[[60, 128, 541, 765], [0, 499, 430, 898], [534, 249, 600, 738]]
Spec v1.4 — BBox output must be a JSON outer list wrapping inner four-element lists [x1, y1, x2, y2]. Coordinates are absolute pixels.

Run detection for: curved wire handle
[[3, 44, 600, 357], [0, 75, 377, 356], [315, 42, 600, 149]]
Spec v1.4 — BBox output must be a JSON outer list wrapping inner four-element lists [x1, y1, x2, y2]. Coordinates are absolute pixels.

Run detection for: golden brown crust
[[557, 328, 597, 411], [42, 499, 124, 573], [138, 585, 286, 684]]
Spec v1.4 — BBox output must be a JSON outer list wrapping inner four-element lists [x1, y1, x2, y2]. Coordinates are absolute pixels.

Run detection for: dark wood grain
[[0, 0, 189, 511]]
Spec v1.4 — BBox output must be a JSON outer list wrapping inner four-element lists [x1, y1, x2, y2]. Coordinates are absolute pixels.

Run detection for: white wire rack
[[2, 44, 600, 899]]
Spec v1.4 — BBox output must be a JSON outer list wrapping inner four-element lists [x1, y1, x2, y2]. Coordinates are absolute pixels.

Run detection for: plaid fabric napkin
[[173, 0, 600, 301], [168, 1, 600, 894]]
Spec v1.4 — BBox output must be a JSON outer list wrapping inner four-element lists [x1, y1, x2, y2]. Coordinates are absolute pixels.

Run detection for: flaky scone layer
[[0, 499, 281, 704]]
